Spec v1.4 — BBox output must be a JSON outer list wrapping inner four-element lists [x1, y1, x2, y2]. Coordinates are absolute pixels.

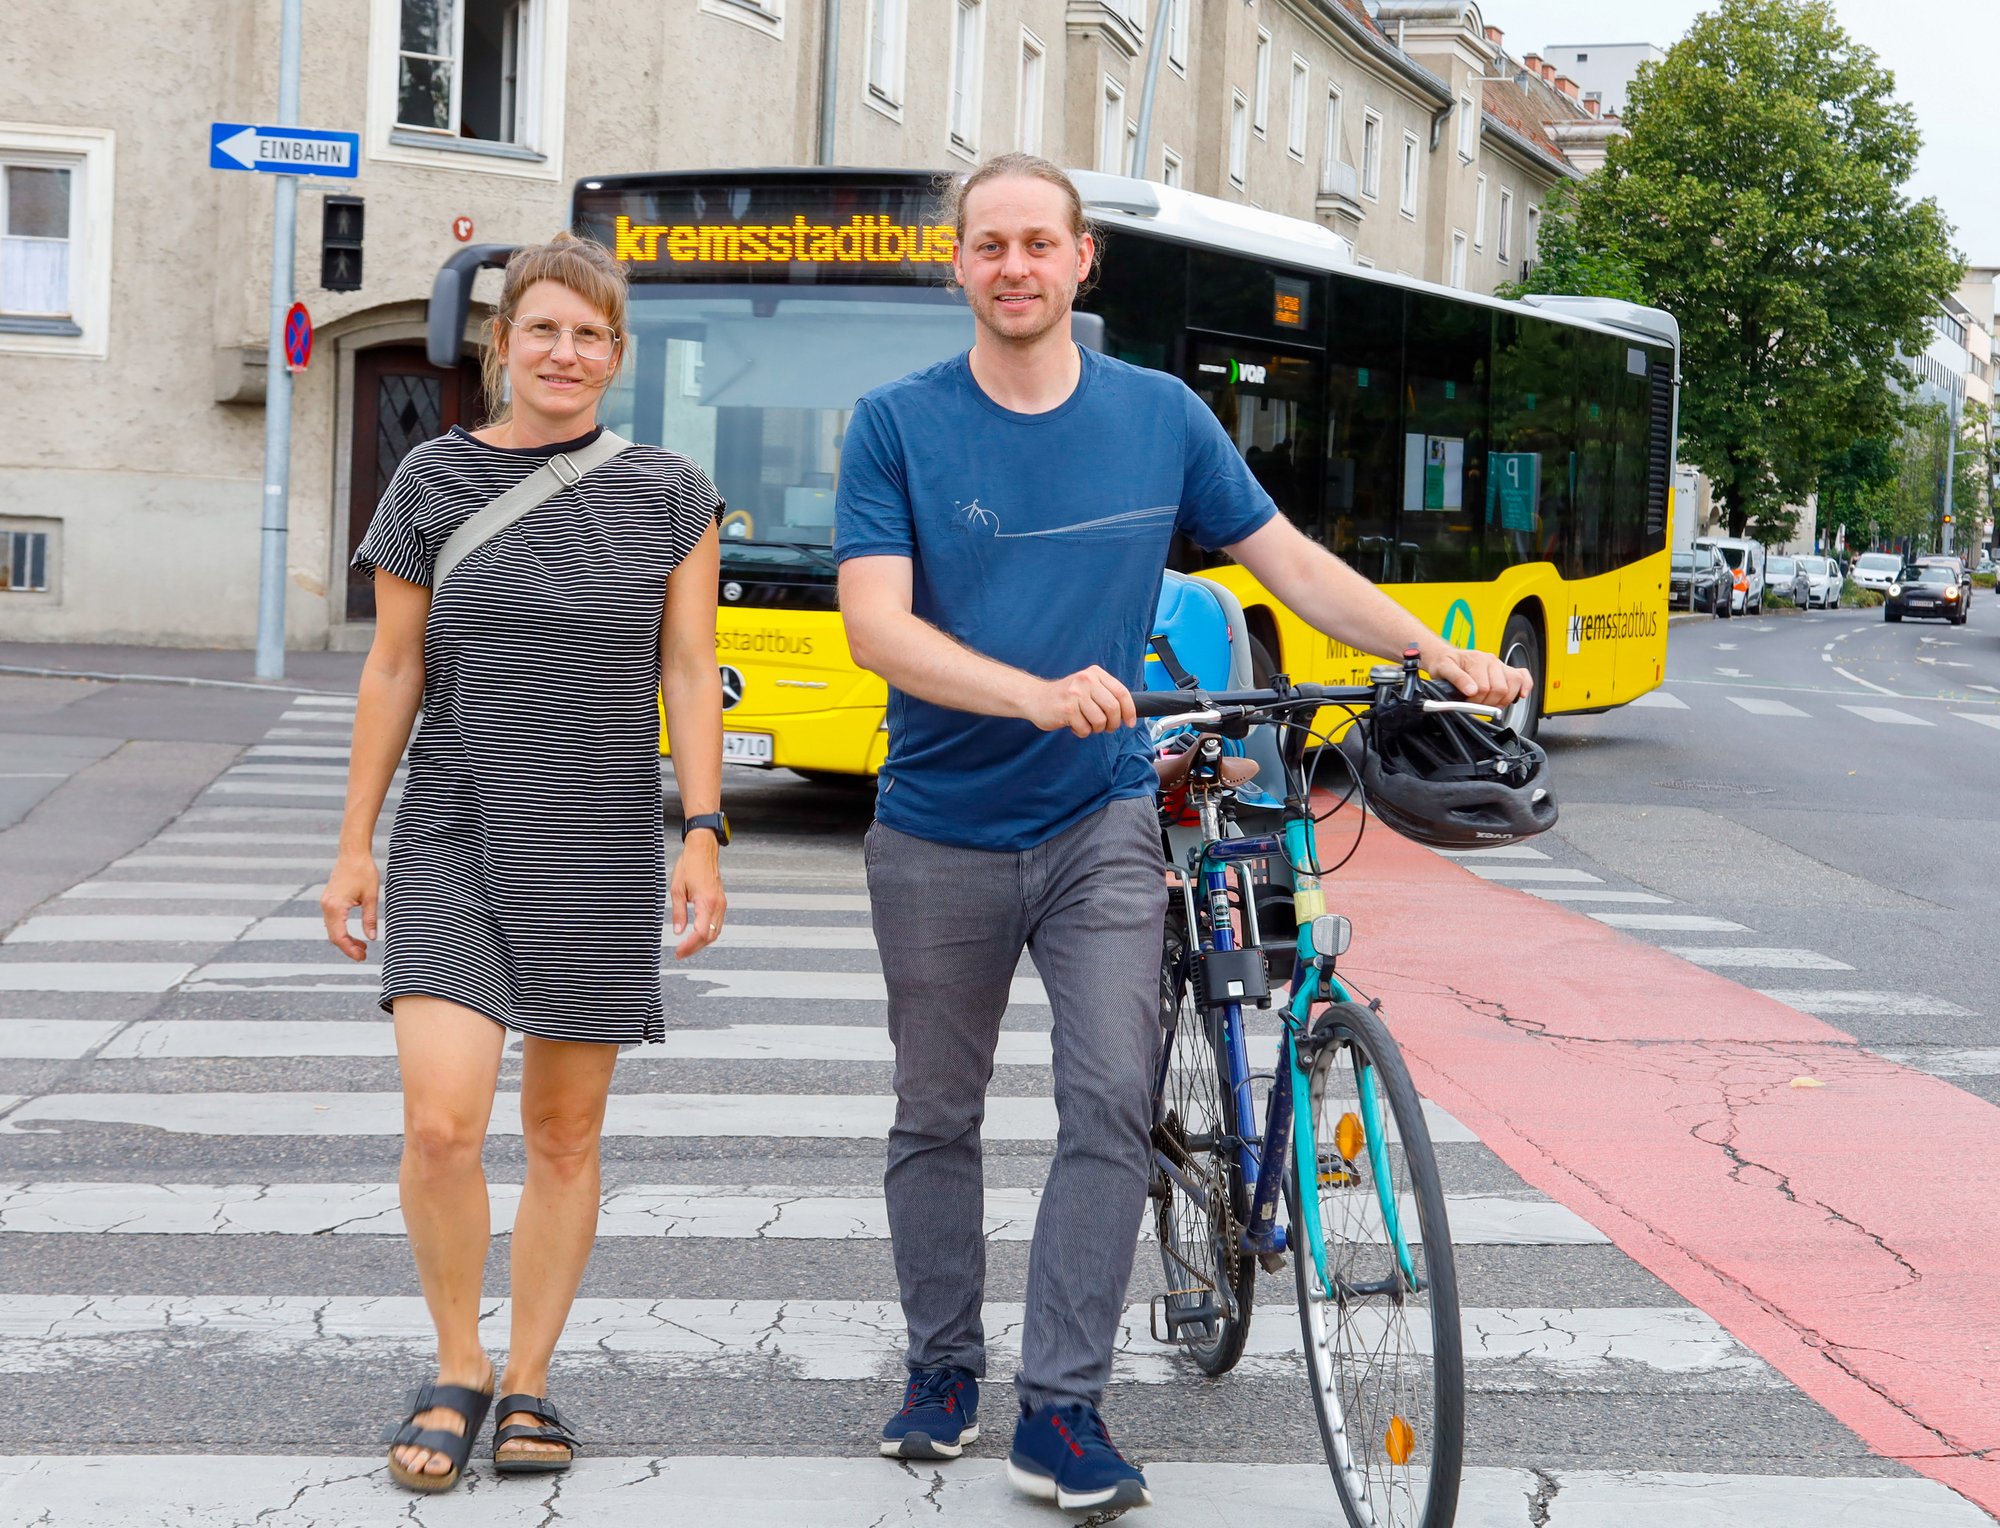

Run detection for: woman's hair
[[479, 231, 630, 425]]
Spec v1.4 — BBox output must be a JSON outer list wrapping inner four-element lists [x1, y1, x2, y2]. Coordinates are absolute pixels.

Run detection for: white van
[[1693, 536, 1766, 615]]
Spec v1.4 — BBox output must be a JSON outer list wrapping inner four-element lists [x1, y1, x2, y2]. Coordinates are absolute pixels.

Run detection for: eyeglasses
[[506, 314, 621, 361]]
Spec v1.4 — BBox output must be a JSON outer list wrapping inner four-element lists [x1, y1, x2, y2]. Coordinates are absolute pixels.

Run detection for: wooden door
[[347, 345, 482, 620]]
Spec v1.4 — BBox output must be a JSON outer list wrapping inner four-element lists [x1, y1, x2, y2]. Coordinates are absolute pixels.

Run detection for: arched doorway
[[346, 344, 482, 620]]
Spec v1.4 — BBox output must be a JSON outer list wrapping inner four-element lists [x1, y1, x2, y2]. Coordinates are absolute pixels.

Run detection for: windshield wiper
[[723, 537, 838, 572]]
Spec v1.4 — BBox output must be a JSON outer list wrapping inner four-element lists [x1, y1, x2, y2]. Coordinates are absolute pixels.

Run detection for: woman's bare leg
[[392, 995, 506, 1476], [498, 1034, 620, 1458]]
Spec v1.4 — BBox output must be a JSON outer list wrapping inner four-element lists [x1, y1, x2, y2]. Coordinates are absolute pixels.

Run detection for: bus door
[[1182, 335, 1326, 546]]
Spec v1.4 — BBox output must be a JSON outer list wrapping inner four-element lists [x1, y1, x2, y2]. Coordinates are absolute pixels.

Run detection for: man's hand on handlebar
[[1420, 640, 1532, 709], [1029, 665, 1139, 737]]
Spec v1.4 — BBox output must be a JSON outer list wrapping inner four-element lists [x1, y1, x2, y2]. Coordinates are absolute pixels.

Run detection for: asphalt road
[[1, 626, 1995, 1526], [1536, 597, 1999, 1103]]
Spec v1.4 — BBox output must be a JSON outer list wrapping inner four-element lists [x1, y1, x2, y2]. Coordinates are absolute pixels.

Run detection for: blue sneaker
[[879, 1367, 979, 1460], [1006, 1401, 1151, 1511]]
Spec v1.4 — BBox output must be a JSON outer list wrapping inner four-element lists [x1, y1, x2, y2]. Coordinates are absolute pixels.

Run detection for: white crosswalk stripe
[[1626, 690, 1690, 708], [1662, 946, 1853, 971], [2, 698, 1969, 1525], [1838, 704, 1932, 727], [1725, 696, 1808, 717]]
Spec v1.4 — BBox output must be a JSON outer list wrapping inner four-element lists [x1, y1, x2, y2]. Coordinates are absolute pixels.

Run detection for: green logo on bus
[[1442, 599, 1475, 648]]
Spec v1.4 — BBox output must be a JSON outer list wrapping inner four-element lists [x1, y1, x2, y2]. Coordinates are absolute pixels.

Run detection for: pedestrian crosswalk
[[1623, 684, 1998, 729], [2, 696, 1993, 1526]]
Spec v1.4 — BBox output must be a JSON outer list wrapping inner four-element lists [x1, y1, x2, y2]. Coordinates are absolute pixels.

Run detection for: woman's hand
[[321, 849, 381, 962], [669, 834, 726, 960]]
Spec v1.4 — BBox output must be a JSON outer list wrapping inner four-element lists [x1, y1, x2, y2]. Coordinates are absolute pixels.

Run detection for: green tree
[[1573, 0, 1963, 537], [1496, 183, 1646, 304], [1815, 425, 1900, 552]]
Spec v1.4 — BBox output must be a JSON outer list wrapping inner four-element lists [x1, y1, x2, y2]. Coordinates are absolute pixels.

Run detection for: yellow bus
[[429, 167, 1678, 773]]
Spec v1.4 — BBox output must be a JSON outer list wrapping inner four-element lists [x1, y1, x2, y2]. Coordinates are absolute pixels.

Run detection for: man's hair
[[938, 153, 1096, 248]]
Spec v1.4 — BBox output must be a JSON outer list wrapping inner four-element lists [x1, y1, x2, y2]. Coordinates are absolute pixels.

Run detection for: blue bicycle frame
[[1168, 798, 1417, 1301]]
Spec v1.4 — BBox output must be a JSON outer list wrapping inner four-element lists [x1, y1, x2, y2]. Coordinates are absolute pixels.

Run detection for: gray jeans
[[865, 794, 1168, 1411]]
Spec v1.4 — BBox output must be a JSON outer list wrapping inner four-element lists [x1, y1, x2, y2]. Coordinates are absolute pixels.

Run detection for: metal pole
[[1129, 0, 1174, 178], [254, 0, 304, 680], [818, 0, 841, 166], [1940, 385, 1959, 555]]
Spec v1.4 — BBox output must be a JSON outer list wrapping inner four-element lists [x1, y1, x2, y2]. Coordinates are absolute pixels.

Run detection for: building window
[[1, 527, 52, 593], [948, 0, 984, 156], [1017, 28, 1045, 152], [1162, 144, 1182, 187], [1099, 76, 1127, 174], [0, 126, 112, 357], [1497, 186, 1513, 260], [1253, 30, 1271, 135], [397, 0, 541, 145], [1230, 91, 1250, 186], [1450, 231, 1467, 288], [700, 0, 782, 33], [1321, 86, 1344, 188], [1457, 94, 1474, 159], [1167, 0, 1188, 70], [865, 0, 906, 111], [1360, 109, 1382, 200], [1526, 203, 1541, 262], [1287, 56, 1310, 159], [1399, 131, 1419, 215], [1474, 172, 1487, 248]]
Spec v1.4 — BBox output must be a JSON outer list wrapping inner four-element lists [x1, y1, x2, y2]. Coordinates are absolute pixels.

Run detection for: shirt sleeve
[[834, 396, 915, 562], [351, 456, 440, 588], [1176, 384, 1280, 551]]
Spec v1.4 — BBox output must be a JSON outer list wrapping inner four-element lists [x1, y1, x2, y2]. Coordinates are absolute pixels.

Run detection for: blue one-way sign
[[209, 122, 359, 178]]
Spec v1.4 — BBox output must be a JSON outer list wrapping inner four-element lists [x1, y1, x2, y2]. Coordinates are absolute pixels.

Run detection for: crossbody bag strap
[[432, 429, 631, 588]]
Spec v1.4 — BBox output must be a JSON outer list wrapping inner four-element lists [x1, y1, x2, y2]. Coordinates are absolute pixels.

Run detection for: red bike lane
[[1312, 808, 2000, 1516]]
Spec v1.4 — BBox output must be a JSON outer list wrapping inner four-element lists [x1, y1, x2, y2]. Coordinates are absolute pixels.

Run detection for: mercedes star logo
[[719, 664, 745, 710], [723, 581, 743, 602]]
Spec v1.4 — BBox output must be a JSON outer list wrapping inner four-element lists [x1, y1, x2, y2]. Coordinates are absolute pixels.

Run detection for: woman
[[321, 233, 727, 1492]]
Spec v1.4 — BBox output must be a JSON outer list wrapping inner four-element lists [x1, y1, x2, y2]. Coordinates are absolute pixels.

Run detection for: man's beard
[[971, 283, 1076, 345]]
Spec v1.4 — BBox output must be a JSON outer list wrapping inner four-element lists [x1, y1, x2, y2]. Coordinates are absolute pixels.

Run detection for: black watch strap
[[682, 811, 730, 847]]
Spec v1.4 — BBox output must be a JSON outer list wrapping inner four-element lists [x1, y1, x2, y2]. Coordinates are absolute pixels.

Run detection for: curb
[[0, 663, 356, 700]]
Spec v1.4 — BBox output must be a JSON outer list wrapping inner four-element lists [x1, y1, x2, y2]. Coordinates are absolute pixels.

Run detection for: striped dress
[[353, 425, 721, 1046]]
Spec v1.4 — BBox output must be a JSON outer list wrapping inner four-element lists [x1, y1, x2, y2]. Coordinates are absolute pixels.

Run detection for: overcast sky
[[1487, 0, 1997, 261]]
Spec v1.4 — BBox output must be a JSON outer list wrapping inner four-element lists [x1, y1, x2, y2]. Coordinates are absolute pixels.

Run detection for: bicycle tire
[[1153, 911, 1256, 1376], [1288, 999, 1463, 1528]]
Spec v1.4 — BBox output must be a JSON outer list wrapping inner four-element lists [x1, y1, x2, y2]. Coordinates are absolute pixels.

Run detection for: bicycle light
[[1310, 914, 1352, 959]]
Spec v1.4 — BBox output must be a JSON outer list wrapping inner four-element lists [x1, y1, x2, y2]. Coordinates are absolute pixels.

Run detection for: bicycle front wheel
[[1288, 1000, 1463, 1528], [1154, 913, 1255, 1375]]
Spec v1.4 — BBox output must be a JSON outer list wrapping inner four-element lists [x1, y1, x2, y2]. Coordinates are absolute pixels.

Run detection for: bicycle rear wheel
[[1288, 1000, 1463, 1528], [1153, 913, 1255, 1375]]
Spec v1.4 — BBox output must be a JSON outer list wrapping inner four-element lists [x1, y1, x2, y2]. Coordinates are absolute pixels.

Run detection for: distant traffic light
[[321, 195, 363, 292]]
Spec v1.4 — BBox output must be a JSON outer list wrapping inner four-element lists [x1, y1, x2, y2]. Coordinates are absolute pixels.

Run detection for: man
[[835, 153, 1528, 1513]]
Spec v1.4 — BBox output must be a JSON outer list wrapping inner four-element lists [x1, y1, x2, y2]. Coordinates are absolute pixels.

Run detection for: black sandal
[[493, 1392, 580, 1475], [381, 1377, 494, 1492]]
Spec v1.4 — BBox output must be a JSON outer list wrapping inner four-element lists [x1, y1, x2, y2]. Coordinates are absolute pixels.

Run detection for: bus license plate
[[722, 731, 775, 767]]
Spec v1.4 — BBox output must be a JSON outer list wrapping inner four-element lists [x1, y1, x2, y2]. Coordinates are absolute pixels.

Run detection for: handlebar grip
[[1132, 690, 1210, 718]]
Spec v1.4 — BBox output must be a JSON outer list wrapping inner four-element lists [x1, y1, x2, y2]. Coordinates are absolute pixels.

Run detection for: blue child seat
[[1145, 572, 1282, 808]]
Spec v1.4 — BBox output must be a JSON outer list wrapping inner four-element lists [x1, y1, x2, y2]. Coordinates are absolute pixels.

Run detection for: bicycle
[[1138, 650, 1496, 1528]]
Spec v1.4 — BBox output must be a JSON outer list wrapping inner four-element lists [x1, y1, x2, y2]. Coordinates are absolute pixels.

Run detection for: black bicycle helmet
[[1340, 683, 1558, 849]]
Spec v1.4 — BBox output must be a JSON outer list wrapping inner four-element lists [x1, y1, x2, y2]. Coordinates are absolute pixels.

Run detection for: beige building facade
[[0, 0, 1599, 647]]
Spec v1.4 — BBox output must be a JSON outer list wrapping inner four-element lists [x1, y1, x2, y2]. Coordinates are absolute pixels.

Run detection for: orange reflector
[[1385, 1414, 1415, 1464], [1335, 1112, 1366, 1163]]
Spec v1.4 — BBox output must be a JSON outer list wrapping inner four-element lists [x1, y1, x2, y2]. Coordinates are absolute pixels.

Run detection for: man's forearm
[[1273, 539, 1447, 665], [851, 606, 1041, 719]]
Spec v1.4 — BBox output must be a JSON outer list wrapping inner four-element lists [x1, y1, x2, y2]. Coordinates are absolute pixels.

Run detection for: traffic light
[[321, 195, 363, 292]]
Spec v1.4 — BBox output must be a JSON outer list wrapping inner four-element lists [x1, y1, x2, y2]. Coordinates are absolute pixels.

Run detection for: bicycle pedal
[[1257, 1251, 1288, 1274], [1148, 1293, 1222, 1343]]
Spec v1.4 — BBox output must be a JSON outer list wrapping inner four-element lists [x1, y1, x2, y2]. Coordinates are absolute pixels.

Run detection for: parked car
[[1884, 564, 1968, 624], [1976, 554, 1995, 576], [1794, 555, 1842, 609], [1694, 536, 1767, 614], [1670, 546, 1732, 615], [1913, 555, 1971, 609], [1851, 551, 1902, 594], [1767, 555, 1799, 602]]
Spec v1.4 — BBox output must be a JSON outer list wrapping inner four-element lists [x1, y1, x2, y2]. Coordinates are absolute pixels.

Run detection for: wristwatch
[[681, 811, 731, 847]]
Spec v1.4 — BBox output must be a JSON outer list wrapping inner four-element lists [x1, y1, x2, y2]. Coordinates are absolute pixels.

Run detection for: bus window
[[1399, 293, 1490, 583], [1490, 313, 1572, 571], [1608, 343, 1661, 566], [1327, 281, 1403, 581], [1082, 236, 1186, 372], [1569, 329, 1622, 580]]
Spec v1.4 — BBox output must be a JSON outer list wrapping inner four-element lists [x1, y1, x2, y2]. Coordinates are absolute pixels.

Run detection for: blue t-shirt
[[835, 347, 1277, 851]]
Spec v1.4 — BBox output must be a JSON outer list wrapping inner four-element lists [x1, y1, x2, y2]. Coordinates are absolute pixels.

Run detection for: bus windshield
[[602, 286, 973, 578]]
